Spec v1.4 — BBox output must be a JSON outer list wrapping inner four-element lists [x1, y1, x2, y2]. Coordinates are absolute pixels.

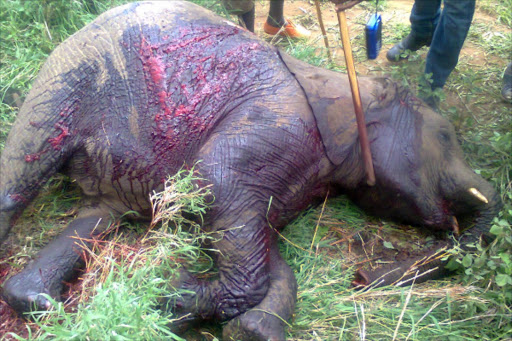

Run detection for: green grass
[[8, 168, 213, 341], [284, 198, 512, 340], [479, 0, 512, 26], [1, 0, 511, 340]]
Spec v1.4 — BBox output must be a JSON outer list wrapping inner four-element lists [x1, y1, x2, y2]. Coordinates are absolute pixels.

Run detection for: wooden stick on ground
[[314, 0, 331, 62], [336, 10, 376, 186]]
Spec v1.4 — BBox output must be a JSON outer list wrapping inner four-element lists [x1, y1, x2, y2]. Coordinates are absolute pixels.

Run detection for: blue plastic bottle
[[366, 13, 382, 60]]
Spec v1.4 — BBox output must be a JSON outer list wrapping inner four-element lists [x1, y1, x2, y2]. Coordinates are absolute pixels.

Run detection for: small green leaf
[[462, 254, 473, 268], [489, 224, 503, 236], [383, 241, 395, 249], [497, 219, 510, 228], [474, 256, 485, 267], [495, 274, 512, 287], [445, 257, 461, 271], [500, 253, 511, 266]]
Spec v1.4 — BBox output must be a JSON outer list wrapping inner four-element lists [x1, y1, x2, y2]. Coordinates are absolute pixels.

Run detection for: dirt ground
[[252, 0, 503, 68], [254, 0, 414, 69], [252, 0, 510, 112]]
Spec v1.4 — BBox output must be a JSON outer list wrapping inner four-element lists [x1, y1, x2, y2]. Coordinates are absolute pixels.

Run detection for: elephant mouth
[[425, 187, 489, 236], [350, 186, 497, 288]]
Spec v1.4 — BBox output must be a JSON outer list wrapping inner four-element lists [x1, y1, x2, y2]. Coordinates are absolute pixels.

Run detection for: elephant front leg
[[222, 241, 297, 341], [168, 216, 273, 329], [2, 205, 113, 314]]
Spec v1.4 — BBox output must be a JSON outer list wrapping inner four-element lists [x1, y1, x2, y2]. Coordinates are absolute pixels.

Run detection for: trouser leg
[[267, 0, 285, 27], [425, 0, 476, 89], [409, 0, 442, 41]]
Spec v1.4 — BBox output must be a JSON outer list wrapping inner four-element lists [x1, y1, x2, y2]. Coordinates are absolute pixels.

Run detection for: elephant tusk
[[451, 216, 460, 236], [468, 188, 488, 204]]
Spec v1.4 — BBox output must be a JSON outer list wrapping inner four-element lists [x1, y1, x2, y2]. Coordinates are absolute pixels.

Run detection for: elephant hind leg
[[222, 242, 297, 341], [1, 202, 115, 314]]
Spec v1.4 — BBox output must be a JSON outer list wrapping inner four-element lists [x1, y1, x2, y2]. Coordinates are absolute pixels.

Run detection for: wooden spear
[[336, 9, 376, 186]]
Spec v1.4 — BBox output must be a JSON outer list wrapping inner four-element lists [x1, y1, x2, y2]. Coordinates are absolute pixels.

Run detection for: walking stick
[[336, 9, 376, 186], [314, 0, 331, 62]]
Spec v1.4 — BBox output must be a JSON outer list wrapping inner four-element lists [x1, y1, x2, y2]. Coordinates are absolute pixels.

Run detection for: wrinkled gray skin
[[0, 2, 501, 340]]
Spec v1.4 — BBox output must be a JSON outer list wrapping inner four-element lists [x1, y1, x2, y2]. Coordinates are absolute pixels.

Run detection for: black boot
[[502, 62, 512, 103], [386, 33, 431, 62]]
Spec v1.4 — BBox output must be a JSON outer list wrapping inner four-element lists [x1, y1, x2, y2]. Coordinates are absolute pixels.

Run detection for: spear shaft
[[336, 10, 376, 186]]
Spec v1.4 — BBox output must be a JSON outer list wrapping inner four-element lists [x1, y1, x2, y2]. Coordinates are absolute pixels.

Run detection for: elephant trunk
[[353, 258, 447, 288], [441, 163, 502, 247], [352, 165, 501, 289], [459, 188, 502, 247], [352, 241, 451, 288]]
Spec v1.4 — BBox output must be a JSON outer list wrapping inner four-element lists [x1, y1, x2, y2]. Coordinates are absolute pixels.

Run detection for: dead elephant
[[0, 1, 501, 340]]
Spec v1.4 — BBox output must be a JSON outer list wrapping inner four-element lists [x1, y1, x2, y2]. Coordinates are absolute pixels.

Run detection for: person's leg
[[240, 6, 255, 32], [267, 0, 285, 28], [263, 0, 310, 38], [387, 0, 441, 61], [221, 0, 255, 32], [409, 0, 442, 41], [425, 0, 475, 89]]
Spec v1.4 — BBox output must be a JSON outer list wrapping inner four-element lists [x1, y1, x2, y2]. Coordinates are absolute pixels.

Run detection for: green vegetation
[[285, 198, 512, 340], [10, 168, 213, 340], [0, 0, 510, 340]]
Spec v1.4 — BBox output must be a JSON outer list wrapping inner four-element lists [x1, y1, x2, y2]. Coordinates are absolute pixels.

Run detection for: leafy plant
[[446, 213, 512, 311]]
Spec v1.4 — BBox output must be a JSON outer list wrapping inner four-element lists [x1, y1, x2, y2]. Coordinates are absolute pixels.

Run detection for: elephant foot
[[164, 236, 296, 340], [2, 268, 61, 314], [2, 214, 111, 315], [223, 309, 286, 341], [223, 243, 297, 341], [165, 268, 207, 333]]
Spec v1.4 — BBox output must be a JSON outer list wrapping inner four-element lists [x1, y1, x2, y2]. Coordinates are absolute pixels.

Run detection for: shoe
[[386, 33, 431, 62], [263, 19, 311, 39], [501, 62, 512, 103]]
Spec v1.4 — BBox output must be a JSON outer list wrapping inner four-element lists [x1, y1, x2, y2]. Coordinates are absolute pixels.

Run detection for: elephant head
[[280, 51, 502, 285], [348, 88, 501, 286], [352, 90, 501, 242]]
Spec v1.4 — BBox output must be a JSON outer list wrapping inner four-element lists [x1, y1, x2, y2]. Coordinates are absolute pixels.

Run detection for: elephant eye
[[437, 129, 451, 145]]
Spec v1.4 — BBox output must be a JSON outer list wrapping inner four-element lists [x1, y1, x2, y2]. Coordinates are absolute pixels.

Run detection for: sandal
[[263, 19, 310, 39]]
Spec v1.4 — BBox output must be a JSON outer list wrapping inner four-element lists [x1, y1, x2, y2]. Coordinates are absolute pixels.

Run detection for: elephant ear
[[278, 50, 358, 165], [278, 50, 396, 165]]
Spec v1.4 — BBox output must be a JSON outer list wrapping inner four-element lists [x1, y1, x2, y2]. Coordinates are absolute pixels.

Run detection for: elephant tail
[[0, 53, 80, 243]]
